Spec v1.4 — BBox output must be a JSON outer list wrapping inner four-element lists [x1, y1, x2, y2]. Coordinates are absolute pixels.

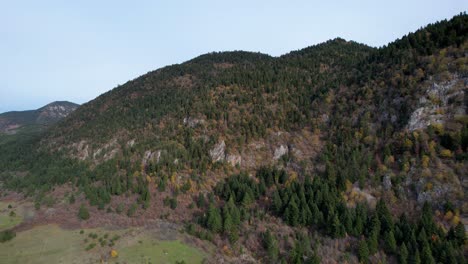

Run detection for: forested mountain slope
[[0, 13, 466, 263], [0, 101, 78, 134]]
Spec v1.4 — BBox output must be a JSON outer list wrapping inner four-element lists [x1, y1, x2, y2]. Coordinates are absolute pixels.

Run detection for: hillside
[[0, 101, 79, 134], [0, 13, 466, 263]]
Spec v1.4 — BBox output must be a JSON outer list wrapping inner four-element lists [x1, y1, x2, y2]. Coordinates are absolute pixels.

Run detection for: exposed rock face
[[226, 154, 241, 166], [183, 117, 205, 128], [352, 187, 377, 208], [142, 150, 162, 166], [127, 139, 136, 147], [73, 140, 89, 160], [407, 78, 466, 131], [383, 174, 392, 190], [71, 138, 119, 163], [209, 141, 241, 166], [36, 103, 78, 123], [209, 140, 226, 162], [273, 145, 288, 160]]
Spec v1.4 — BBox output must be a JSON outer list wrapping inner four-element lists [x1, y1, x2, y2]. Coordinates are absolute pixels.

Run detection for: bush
[[0, 230, 16, 243], [127, 204, 137, 217], [116, 203, 124, 214], [78, 204, 90, 220], [440, 149, 453, 158], [170, 198, 178, 209], [85, 243, 96, 251], [69, 194, 75, 204]]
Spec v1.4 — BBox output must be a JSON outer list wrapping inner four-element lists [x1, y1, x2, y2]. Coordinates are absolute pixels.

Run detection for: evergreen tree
[[206, 203, 222, 233], [358, 239, 370, 264], [223, 207, 233, 235], [331, 214, 345, 238], [399, 242, 408, 264], [410, 249, 421, 264], [263, 230, 279, 262], [384, 230, 397, 254], [367, 230, 379, 255], [285, 198, 300, 226], [453, 222, 466, 246], [421, 243, 435, 264], [196, 193, 206, 208], [376, 199, 394, 234], [272, 189, 283, 214]]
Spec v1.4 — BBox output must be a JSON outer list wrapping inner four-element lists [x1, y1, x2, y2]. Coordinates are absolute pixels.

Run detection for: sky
[[1, 0, 467, 113]]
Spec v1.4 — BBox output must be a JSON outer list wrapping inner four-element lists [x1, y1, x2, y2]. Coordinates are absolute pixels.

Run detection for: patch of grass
[[0, 224, 208, 264], [0, 202, 23, 231], [111, 235, 206, 264]]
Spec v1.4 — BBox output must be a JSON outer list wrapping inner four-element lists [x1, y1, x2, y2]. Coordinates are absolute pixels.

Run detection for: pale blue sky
[[1, 0, 467, 113]]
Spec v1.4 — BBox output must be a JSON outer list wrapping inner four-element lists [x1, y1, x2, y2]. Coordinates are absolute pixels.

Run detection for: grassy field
[[0, 202, 23, 231], [0, 224, 208, 264], [114, 237, 206, 264]]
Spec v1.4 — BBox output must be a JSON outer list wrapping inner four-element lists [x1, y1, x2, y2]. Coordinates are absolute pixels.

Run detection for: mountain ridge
[[0, 101, 79, 134], [0, 12, 466, 263]]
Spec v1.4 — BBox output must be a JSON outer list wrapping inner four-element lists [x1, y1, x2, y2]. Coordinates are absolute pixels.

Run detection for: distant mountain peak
[[0, 101, 79, 134]]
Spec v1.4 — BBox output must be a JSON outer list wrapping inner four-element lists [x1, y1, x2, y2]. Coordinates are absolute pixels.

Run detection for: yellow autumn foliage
[[421, 155, 430, 168], [111, 249, 118, 258], [403, 138, 413, 149], [440, 149, 453, 158], [451, 215, 460, 225], [431, 123, 444, 134], [444, 211, 454, 221]]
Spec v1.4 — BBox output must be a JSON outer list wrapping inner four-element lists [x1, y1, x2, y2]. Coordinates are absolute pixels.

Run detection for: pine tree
[[369, 214, 381, 236], [272, 190, 283, 214], [206, 203, 222, 233], [263, 230, 279, 261], [290, 240, 304, 264], [410, 248, 421, 264], [399, 242, 408, 264], [241, 191, 253, 207], [453, 222, 466, 246], [384, 230, 397, 254], [331, 214, 345, 238], [358, 239, 370, 264], [223, 207, 233, 235], [367, 230, 379, 255], [421, 243, 435, 264], [376, 199, 394, 234], [285, 198, 300, 226], [227, 197, 241, 227], [196, 193, 206, 208]]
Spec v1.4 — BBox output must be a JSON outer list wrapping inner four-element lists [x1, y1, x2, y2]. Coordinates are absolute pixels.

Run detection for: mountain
[[0, 13, 466, 263], [0, 101, 79, 134]]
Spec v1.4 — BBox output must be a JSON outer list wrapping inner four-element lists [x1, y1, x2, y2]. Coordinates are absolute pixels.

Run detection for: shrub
[[0, 230, 16, 243], [170, 198, 178, 209], [78, 204, 90, 220], [111, 249, 118, 258], [127, 204, 137, 217], [85, 243, 96, 251], [440, 149, 453, 158], [69, 194, 75, 204], [116, 203, 124, 214]]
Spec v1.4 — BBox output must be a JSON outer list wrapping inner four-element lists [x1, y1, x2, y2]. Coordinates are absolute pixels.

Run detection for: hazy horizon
[[2, 0, 467, 114]]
